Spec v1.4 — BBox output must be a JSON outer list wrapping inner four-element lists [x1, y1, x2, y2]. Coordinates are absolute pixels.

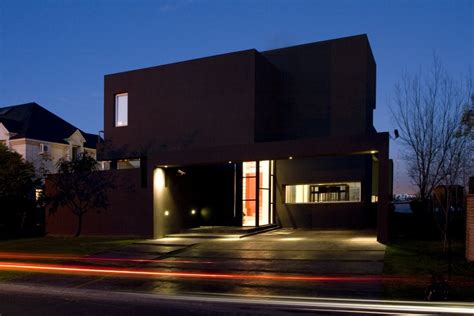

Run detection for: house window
[[285, 182, 361, 204], [115, 93, 128, 127], [72, 146, 80, 159], [39, 143, 49, 155]]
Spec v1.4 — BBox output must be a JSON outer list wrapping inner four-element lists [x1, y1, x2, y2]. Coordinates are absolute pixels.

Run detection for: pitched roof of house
[[0, 102, 99, 149]]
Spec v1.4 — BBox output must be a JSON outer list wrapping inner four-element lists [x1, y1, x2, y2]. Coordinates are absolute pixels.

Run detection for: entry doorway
[[242, 160, 275, 226]]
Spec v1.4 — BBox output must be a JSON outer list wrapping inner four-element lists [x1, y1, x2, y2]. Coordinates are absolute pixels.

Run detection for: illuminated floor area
[[165, 225, 279, 239]]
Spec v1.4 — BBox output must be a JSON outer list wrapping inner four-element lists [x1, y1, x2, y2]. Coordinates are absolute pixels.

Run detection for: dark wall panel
[[46, 169, 153, 237], [262, 34, 376, 140], [104, 50, 257, 160]]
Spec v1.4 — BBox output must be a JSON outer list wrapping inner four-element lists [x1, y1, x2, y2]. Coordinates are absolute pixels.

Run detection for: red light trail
[[0, 261, 396, 282]]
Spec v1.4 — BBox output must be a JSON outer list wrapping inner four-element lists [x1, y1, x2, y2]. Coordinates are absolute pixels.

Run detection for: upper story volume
[[102, 34, 376, 161]]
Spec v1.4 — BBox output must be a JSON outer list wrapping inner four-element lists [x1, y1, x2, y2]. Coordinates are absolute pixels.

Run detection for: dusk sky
[[0, 0, 472, 194]]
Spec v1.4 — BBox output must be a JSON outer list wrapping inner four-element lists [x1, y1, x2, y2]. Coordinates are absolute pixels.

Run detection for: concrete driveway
[[8, 229, 386, 299], [129, 229, 387, 298]]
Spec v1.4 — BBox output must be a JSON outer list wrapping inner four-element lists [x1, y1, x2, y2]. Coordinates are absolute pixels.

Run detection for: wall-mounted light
[[393, 129, 399, 139], [228, 161, 232, 164], [289, 156, 293, 160], [164, 165, 168, 168], [370, 150, 377, 154], [164, 210, 170, 216], [153, 168, 165, 191], [191, 209, 196, 215]]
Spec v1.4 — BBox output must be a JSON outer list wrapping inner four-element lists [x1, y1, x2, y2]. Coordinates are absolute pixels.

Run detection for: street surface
[[3, 230, 472, 314], [1, 283, 474, 315]]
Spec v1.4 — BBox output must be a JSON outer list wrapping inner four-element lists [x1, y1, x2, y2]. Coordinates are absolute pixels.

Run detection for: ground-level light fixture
[[164, 210, 170, 216], [370, 150, 377, 154]]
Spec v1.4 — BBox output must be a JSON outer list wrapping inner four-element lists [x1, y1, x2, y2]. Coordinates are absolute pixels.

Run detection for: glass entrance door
[[242, 161, 256, 226], [242, 160, 274, 227]]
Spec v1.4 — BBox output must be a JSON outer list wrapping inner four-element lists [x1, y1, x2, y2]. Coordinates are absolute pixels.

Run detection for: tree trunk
[[75, 214, 83, 237]]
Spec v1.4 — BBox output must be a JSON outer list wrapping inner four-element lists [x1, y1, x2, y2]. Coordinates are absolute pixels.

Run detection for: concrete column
[[377, 137, 390, 244], [466, 195, 474, 262]]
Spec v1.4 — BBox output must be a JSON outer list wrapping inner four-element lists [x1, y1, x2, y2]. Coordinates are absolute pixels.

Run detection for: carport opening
[[153, 161, 277, 237]]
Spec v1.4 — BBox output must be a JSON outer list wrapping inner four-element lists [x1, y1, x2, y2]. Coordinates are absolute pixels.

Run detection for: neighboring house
[[48, 34, 393, 242], [433, 185, 465, 213], [0, 102, 99, 176]]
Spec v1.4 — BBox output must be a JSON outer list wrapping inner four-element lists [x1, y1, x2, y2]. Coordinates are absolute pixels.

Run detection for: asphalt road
[[1, 283, 474, 316]]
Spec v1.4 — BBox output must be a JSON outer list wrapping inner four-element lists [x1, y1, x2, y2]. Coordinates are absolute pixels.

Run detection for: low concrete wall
[[46, 169, 153, 237], [467, 195, 474, 262]]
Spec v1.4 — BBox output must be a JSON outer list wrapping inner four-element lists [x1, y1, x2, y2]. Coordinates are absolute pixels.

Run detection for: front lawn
[[0, 237, 138, 281], [383, 238, 474, 301]]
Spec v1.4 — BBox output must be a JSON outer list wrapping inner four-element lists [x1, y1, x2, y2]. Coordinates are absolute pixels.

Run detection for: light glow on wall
[[153, 168, 166, 192]]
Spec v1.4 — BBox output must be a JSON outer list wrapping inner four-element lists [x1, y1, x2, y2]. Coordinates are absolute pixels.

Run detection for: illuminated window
[[35, 188, 43, 202], [242, 160, 274, 227], [115, 93, 128, 127], [242, 161, 257, 226], [285, 182, 361, 203]]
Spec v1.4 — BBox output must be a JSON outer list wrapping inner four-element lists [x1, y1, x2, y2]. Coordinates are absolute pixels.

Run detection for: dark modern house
[[47, 34, 392, 243]]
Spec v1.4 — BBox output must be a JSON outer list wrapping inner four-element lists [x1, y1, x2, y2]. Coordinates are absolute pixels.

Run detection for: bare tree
[[392, 56, 473, 252], [391, 57, 472, 201], [435, 94, 473, 250]]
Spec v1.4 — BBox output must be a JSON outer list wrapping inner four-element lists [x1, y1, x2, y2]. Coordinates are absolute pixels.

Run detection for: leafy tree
[[0, 143, 37, 236], [47, 153, 113, 237]]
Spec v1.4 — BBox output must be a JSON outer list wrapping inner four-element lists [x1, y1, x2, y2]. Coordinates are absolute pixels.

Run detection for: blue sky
[[0, 0, 472, 193]]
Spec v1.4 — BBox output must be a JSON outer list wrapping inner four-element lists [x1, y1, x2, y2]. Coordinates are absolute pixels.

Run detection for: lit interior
[[115, 93, 128, 127], [285, 182, 361, 203], [242, 160, 274, 226]]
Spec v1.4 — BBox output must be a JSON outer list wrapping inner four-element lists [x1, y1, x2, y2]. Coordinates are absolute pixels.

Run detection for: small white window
[[39, 143, 49, 154], [115, 93, 128, 127]]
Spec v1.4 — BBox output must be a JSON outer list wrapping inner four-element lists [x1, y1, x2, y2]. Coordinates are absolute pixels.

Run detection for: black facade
[[101, 34, 392, 242]]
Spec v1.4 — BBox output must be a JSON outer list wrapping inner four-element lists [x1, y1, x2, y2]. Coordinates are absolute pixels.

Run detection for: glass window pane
[[270, 175, 274, 205], [243, 200, 256, 226], [259, 160, 270, 189], [285, 182, 361, 203], [259, 188, 269, 225], [243, 177, 256, 200], [243, 161, 256, 176], [115, 94, 128, 126]]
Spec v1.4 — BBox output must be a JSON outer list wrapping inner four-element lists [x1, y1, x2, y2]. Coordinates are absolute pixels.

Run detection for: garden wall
[[45, 169, 153, 237]]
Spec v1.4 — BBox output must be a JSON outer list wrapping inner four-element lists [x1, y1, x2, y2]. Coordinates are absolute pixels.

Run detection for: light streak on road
[[191, 294, 474, 314], [1, 283, 474, 315], [0, 261, 394, 282], [0, 252, 214, 264]]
